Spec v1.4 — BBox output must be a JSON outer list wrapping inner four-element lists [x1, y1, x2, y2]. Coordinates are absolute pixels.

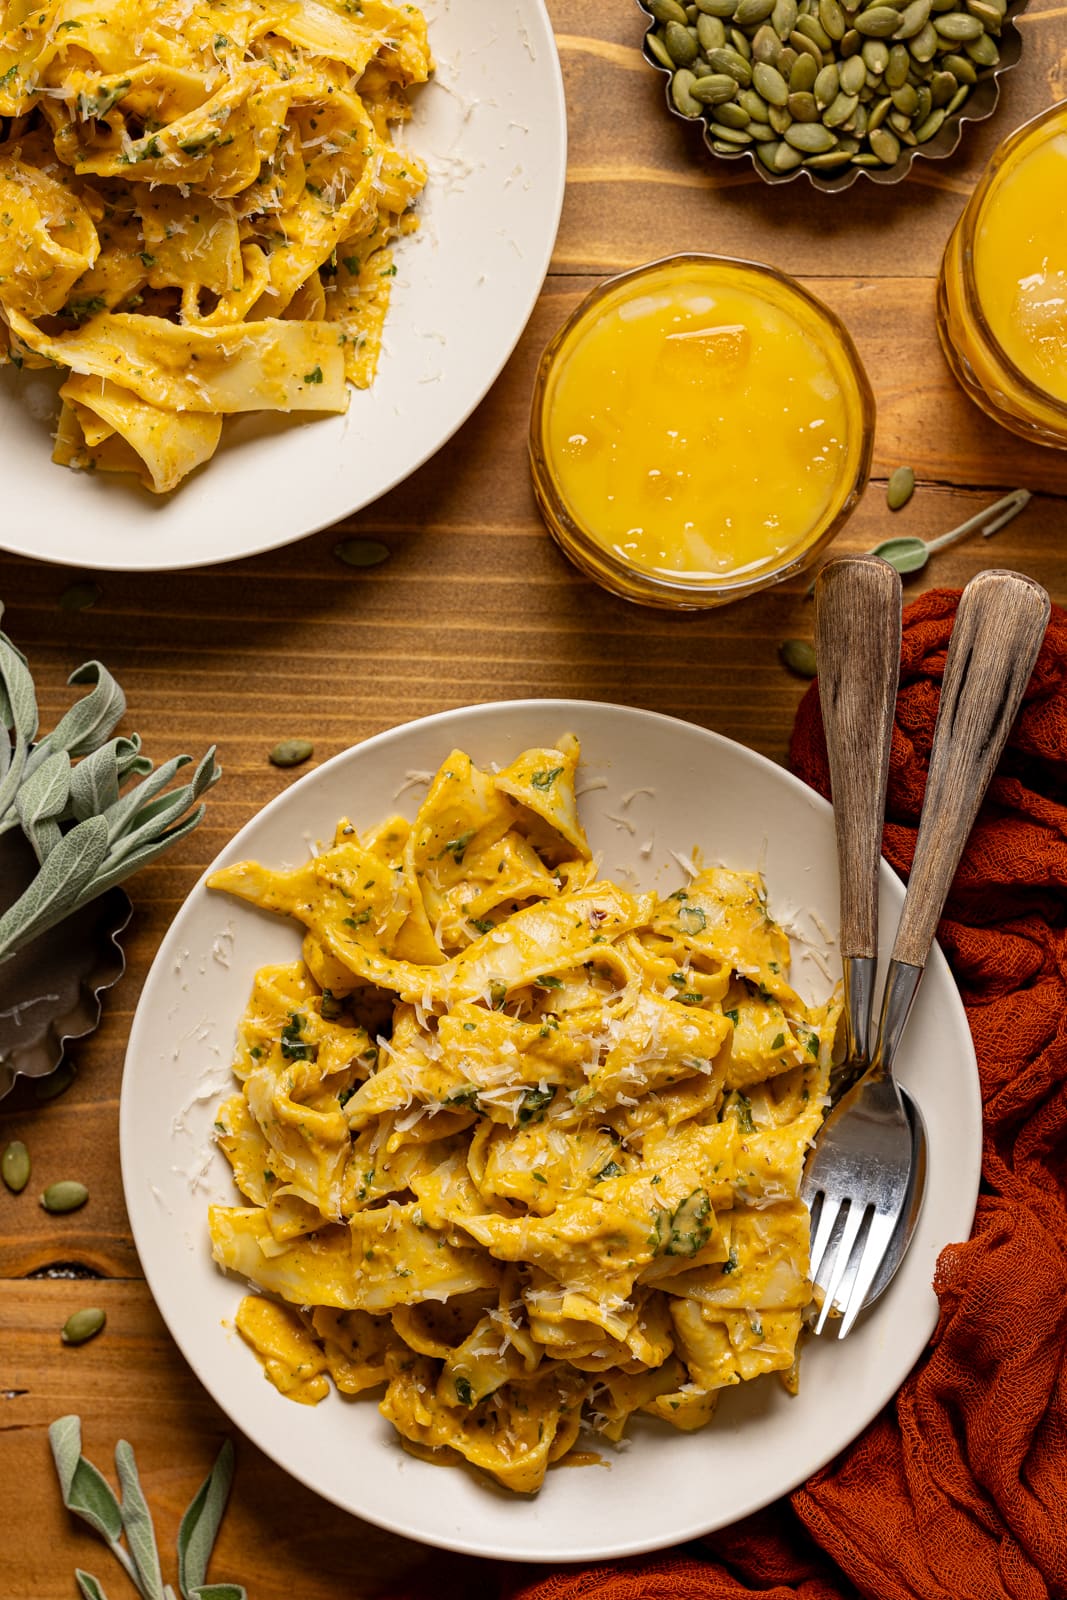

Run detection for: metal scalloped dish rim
[[0, 887, 132, 1098], [637, 0, 1029, 192]]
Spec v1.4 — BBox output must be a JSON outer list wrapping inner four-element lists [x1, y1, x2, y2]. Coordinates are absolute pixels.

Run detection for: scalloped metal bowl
[[638, 0, 1028, 192], [0, 830, 131, 1099]]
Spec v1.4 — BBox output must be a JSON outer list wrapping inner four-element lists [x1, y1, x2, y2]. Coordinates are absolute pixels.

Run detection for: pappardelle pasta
[[0, 0, 430, 492], [207, 739, 840, 1493]]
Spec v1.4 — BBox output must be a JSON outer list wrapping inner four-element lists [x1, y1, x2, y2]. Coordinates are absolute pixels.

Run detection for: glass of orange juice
[[938, 100, 1067, 448], [528, 254, 874, 610]]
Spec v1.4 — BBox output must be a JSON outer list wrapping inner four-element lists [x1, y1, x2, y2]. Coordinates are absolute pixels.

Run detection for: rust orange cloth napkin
[[508, 588, 1067, 1600]]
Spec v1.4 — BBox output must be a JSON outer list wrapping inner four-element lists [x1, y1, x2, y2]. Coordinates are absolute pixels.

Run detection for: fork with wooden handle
[[803, 564, 1050, 1338]]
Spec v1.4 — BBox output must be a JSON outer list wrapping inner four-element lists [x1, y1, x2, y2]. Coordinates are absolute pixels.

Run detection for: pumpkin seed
[[886, 465, 916, 510], [755, 137, 781, 167], [964, 30, 998, 62], [946, 81, 969, 111], [771, 0, 799, 34], [780, 639, 818, 678], [334, 537, 390, 567], [773, 140, 805, 169], [788, 88, 819, 117], [868, 94, 893, 128], [789, 51, 819, 88], [269, 738, 314, 769], [840, 53, 867, 91], [966, 0, 1001, 27], [861, 37, 890, 72], [670, 66, 702, 113], [784, 119, 839, 149], [665, 19, 700, 61], [646, 31, 674, 67], [854, 4, 900, 33], [914, 83, 932, 119], [823, 88, 859, 124], [892, 0, 931, 34], [61, 1308, 106, 1346], [691, 71, 742, 100], [840, 26, 862, 53], [41, 1180, 89, 1214], [2, 1141, 30, 1194], [649, 0, 690, 21], [739, 85, 772, 115], [707, 44, 754, 80], [886, 41, 911, 81], [777, 44, 799, 71], [734, 0, 777, 24], [869, 123, 901, 160], [932, 10, 982, 35], [768, 102, 792, 131], [697, 12, 728, 47], [710, 120, 754, 140], [915, 105, 946, 139], [753, 59, 790, 101], [941, 50, 977, 80], [909, 20, 939, 57], [819, 0, 847, 34], [851, 150, 884, 164], [804, 149, 851, 166], [730, 26, 754, 54], [692, 57, 713, 74], [813, 61, 840, 102], [794, 12, 833, 45], [848, 103, 869, 136], [752, 20, 782, 58], [749, 119, 779, 137], [715, 99, 752, 125], [891, 81, 918, 110], [695, 0, 739, 14], [929, 67, 956, 104], [59, 582, 101, 613]]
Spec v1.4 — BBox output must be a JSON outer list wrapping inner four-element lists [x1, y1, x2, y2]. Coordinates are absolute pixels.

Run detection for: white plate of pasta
[[0, 0, 565, 570], [120, 700, 981, 1561]]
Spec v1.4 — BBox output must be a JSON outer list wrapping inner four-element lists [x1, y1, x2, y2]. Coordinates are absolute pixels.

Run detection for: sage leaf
[[49, 1416, 123, 1543], [115, 1440, 166, 1600], [48, 662, 127, 758], [0, 629, 39, 743], [16, 748, 71, 862], [0, 814, 109, 959], [68, 740, 124, 821], [100, 752, 192, 841], [178, 1440, 235, 1599], [75, 1571, 110, 1600], [868, 536, 929, 575]]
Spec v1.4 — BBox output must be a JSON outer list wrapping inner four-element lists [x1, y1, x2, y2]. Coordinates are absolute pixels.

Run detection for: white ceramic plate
[[121, 701, 981, 1562], [0, 0, 565, 572]]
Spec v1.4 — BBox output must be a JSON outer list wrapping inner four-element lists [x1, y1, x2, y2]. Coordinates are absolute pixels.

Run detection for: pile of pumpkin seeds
[[644, 0, 1008, 175]]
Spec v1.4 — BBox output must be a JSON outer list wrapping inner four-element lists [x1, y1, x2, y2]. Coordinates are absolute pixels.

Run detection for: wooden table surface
[[2, 3, 1065, 1595]]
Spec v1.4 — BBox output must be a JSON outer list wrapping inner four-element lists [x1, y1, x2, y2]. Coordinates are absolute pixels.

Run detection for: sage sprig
[[49, 1416, 245, 1600], [0, 604, 220, 963]]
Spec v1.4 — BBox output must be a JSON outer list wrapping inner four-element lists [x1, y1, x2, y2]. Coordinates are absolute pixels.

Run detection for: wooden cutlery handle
[[892, 569, 1050, 970], [815, 554, 903, 961]]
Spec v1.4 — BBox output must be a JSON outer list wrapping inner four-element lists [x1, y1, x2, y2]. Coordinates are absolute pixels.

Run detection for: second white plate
[[0, 0, 566, 571]]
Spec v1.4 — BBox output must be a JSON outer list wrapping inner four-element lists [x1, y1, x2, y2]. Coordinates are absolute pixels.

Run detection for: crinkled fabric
[[508, 589, 1067, 1600]]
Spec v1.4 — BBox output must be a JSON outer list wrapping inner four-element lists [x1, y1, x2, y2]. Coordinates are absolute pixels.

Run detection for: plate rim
[[0, 1, 568, 573], [120, 698, 982, 1560]]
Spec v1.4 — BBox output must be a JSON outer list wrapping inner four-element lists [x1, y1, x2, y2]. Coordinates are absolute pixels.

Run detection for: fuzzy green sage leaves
[[49, 1415, 245, 1600], [0, 604, 220, 963]]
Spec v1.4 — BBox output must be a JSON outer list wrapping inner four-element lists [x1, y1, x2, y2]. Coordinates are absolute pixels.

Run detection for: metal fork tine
[[814, 1200, 869, 1335], [835, 1209, 900, 1340], [807, 1192, 838, 1284]]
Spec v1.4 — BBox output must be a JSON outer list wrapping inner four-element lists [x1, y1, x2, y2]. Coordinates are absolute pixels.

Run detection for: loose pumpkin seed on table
[[642, 0, 1011, 175]]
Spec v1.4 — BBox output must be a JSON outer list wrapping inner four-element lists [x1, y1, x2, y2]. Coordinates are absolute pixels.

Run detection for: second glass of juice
[[938, 100, 1067, 447]]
